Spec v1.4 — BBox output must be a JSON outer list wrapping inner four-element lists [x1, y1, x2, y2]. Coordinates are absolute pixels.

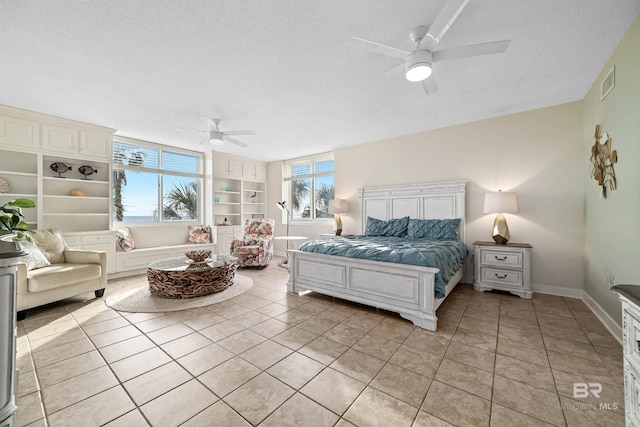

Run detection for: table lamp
[[277, 201, 291, 248], [328, 199, 348, 236], [483, 191, 518, 244]]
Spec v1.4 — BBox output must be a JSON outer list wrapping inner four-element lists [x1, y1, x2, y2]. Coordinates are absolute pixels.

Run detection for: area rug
[[105, 274, 253, 313]]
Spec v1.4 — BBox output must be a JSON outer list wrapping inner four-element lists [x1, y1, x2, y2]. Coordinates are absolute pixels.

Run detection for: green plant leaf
[[8, 198, 36, 209]]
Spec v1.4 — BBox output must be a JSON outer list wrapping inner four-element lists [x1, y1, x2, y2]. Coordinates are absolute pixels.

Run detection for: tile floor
[[14, 258, 625, 426]]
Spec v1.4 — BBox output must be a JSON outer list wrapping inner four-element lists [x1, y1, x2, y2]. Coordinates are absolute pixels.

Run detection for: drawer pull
[[494, 256, 507, 261], [495, 273, 508, 279]]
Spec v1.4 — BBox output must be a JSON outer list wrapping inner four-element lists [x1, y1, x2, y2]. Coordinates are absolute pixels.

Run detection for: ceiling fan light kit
[[405, 50, 432, 82], [351, 0, 510, 93]]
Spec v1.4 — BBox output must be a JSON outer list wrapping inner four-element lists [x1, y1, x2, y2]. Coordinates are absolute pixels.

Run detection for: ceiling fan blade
[[222, 130, 256, 136], [422, 0, 471, 50], [177, 127, 208, 133], [349, 36, 409, 59], [422, 76, 439, 95], [432, 40, 510, 62], [223, 136, 248, 148]]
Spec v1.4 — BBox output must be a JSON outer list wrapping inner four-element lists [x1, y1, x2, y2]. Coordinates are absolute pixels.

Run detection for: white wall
[[582, 16, 640, 325], [269, 102, 586, 292]]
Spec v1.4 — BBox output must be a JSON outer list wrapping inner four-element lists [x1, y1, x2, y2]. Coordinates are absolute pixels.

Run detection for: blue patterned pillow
[[407, 218, 461, 240], [365, 216, 410, 237]]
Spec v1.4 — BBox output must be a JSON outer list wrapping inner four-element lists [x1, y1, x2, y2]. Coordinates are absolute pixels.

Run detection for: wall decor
[[589, 124, 618, 198], [78, 165, 98, 180], [50, 162, 72, 178], [0, 177, 9, 193]]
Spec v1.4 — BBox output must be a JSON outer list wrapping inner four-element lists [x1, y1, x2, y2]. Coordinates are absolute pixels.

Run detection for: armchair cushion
[[18, 241, 51, 270], [33, 228, 66, 263], [28, 263, 102, 292]]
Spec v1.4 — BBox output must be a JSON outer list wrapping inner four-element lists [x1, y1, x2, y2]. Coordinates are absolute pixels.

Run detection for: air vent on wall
[[601, 66, 615, 100]]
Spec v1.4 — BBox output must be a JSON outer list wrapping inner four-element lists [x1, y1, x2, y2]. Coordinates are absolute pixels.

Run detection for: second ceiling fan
[[181, 117, 255, 148], [351, 0, 510, 94]]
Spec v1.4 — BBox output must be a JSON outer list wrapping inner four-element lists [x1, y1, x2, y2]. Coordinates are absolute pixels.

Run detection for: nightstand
[[319, 233, 354, 239], [473, 241, 532, 298]]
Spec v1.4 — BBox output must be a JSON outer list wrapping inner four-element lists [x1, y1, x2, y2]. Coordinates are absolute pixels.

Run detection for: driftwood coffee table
[[147, 255, 238, 299]]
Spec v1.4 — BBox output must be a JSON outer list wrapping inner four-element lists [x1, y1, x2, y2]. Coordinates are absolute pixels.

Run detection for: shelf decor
[[0, 177, 8, 193], [589, 124, 618, 198], [78, 165, 98, 180], [50, 162, 72, 178]]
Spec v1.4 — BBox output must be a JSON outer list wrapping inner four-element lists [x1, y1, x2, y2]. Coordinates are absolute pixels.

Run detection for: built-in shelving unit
[[41, 155, 110, 232], [0, 149, 38, 228]]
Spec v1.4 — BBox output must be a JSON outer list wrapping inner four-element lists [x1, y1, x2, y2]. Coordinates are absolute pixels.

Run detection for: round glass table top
[[148, 255, 237, 272]]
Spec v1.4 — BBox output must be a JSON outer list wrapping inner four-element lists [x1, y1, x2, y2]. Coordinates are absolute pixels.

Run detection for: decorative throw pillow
[[18, 241, 51, 271], [365, 216, 410, 237], [188, 225, 211, 244], [115, 227, 135, 251], [407, 218, 461, 240]]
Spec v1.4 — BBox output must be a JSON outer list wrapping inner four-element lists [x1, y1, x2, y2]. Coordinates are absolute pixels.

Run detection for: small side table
[[473, 241, 532, 299], [274, 236, 308, 267], [319, 233, 354, 239]]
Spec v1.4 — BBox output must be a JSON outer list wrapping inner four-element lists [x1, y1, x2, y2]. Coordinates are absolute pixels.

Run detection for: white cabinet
[[242, 160, 267, 182], [79, 131, 111, 159], [42, 125, 111, 161], [41, 124, 79, 155], [0, 115, 40, 149], [473, 241, 532, 298], [215, 226, 243, 255], [613, 286, 640, 427], [64, 231, 116, 274], [214, 154, 242, 178]]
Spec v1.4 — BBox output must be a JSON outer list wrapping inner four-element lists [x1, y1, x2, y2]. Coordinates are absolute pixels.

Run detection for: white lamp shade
[[484, 192, 518, 214], [328, 198, 348, 214]]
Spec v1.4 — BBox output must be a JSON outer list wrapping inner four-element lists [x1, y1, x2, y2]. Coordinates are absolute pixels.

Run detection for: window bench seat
[[110, 225, 216, 278]]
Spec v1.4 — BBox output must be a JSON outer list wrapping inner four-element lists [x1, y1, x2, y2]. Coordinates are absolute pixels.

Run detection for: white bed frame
[[287, 180, 467, 331]]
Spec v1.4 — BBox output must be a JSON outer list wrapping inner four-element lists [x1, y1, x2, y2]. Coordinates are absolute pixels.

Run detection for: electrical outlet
[[607, 276, 616, 288]]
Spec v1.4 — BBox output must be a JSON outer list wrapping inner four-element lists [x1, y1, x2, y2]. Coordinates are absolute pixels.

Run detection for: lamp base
[[333, 214, 343, 236], [492, 213, 510, 244]]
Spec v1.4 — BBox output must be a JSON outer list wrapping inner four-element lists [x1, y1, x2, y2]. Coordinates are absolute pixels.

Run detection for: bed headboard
[[359, 180, 467, 243]]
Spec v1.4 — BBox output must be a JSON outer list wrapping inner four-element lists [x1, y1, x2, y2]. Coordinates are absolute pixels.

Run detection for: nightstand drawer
[[480, 250, 522, 268], [480, 267, 522, 286]]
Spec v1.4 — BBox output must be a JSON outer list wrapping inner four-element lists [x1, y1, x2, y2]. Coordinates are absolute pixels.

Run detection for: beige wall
[[582, 16, 640, 325], [333, 103, 585, 290], [269, 102, 586, 291]]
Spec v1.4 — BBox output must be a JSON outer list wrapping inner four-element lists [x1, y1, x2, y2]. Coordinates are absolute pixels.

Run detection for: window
[[284, 153, 334, 221], [112, 139, 203, 223]]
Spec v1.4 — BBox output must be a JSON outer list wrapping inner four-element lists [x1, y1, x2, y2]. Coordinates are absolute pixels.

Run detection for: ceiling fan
[[351, 0, 510, 94], [179, 118, 255, 148]]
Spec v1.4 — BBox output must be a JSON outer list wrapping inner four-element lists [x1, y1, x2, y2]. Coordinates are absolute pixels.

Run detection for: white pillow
[[18, 241, 51, 271]]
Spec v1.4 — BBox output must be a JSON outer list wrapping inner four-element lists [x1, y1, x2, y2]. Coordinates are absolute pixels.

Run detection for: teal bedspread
[[298, 236, 468, 298]]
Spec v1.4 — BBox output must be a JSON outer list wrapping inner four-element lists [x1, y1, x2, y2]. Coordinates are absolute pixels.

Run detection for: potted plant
[[0, 198, 36, 243]]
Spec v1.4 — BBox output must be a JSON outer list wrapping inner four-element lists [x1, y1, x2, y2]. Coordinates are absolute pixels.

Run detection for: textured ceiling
[[1, 1, 639, 161]]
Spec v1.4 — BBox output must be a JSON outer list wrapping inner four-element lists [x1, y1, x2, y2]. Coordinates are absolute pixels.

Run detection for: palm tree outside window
[[284, 153, 335, 222], [112, 139, 203, 224]]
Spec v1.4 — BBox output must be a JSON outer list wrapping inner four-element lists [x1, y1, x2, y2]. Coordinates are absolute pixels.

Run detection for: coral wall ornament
[[589, 125, 618, 198]]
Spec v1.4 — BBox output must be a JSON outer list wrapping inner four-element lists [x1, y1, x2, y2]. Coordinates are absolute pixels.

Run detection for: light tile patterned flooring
[[15, 258, 625, 426]]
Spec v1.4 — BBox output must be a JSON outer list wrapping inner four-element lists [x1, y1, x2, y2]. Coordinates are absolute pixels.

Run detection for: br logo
[[573, 383, 602, 398]]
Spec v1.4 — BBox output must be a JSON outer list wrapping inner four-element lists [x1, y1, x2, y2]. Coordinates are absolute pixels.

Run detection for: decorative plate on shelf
[[0, 177, 8, 193]]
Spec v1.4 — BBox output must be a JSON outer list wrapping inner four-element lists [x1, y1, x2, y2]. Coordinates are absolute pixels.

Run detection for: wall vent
[[601, 66, 615, 100]]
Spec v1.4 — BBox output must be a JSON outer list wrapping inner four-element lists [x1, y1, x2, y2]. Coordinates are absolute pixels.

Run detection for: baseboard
[[532, 283, 583, 299], [582, 290, 623, 345]]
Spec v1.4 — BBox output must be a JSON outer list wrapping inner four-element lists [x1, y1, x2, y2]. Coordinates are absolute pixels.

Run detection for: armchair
[[17, 228, 107, 319], [230, 218, 274, 267]]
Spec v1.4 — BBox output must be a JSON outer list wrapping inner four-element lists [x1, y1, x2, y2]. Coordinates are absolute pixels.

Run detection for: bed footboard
[[287, 250, 452, 331]]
